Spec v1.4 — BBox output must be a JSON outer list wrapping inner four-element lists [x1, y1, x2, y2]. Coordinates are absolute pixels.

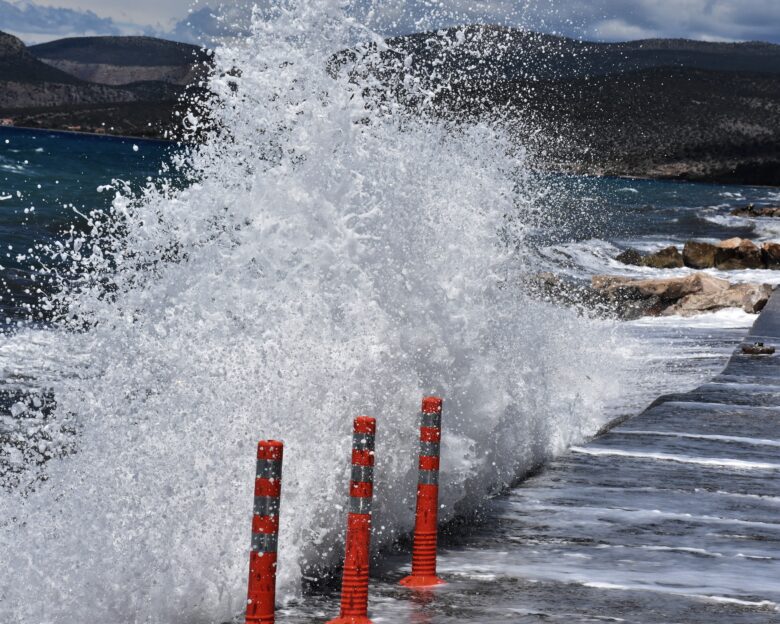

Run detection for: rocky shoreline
[[532, 206, 780, 319], [617, 237, 780, 272], [592, 274, 771, 318], [529, 272, 773, 320]]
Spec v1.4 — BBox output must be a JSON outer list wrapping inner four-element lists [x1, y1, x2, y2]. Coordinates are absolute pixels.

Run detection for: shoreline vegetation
[[1, 28, 780, 186]]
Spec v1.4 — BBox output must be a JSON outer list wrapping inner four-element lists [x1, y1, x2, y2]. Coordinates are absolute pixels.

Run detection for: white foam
[[511, 500, 780, 528], [619, 430, 780, 448], [627, 307, 756, 329], [570, 447, 780, 470], [699, 212, 754, 231], [581, 582, 779, 611], [611, 544, 724, 557], [662, 400, 780, 412]]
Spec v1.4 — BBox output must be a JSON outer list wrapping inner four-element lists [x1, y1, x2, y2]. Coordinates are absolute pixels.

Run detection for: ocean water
[[0, 127, 175, 327], [0, 4, 778, 623]]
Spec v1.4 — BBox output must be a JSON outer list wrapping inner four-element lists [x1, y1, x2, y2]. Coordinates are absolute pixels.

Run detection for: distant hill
[[29, 36, 211, 85], [0, 31, 208, 138], [384, 26, 780, 185], [0, 31, 144, 111], [0, 30, 82, 85], [388, 29, 780, 82], [30, 36, 208, 66]]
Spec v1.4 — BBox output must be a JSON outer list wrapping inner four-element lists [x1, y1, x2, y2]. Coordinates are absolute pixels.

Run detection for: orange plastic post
[[246, 440, 283, 624], [400, 397, 445, 588], [326, 416, 376, 624]]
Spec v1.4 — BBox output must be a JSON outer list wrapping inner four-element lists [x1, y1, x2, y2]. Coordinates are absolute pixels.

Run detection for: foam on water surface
[[570, 447, 780, 470]]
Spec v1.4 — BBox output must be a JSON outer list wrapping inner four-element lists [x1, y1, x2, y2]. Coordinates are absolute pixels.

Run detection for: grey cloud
[[546, 0, 780, 43], [0, 0, 118, 39], [0, 0, 160, 43], [2, 0, 778, 46], [353, 0, 780, 43], [170, 6, 245, 43]]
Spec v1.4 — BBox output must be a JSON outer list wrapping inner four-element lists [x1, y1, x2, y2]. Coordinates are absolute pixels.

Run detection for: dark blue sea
[[0, 127, 177, 327]]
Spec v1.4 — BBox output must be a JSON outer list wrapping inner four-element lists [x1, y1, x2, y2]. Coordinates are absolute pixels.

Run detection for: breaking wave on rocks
[[0, 3, 644, 622]]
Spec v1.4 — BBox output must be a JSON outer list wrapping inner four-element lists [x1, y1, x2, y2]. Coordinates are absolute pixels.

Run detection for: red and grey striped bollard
[[246, 440, 283, 624], [400, 397, 445, 588], [326, 416, 377, 624]]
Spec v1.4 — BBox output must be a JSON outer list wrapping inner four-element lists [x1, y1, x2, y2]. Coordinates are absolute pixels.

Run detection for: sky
[[1, 0, 779, 45]]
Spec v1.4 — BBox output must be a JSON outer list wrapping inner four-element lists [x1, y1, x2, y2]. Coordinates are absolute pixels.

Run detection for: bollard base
[[325, 617, 373, 624], [399, 574, 446, 588]]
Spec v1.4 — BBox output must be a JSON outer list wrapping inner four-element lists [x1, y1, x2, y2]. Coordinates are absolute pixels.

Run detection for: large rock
[[592, 272, 772, 317], [740, 283, 774, 313], [592, 273, 729, 301], [524, 272, 661, 320], [615, 246, 684, 268], [683, 240, 719, 269], [731, 204, 780, 218], [762, 242, 780, 269], [641, 245, 684, 269], [714, 237, 764, 270], [664, 283, 772, 316], [615, 248, 643, 266]]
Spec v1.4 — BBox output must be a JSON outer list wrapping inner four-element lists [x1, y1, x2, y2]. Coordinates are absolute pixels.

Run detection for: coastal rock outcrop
[[762, 242, 780, 269], [591, 273, 772, 317], [614, 245, 684, 268], [731, 204, 780, 218], [682, 240, 719, 269], [714, 237, 763, 270], [615, 248, 643, 266], [621, 238, 774, 270], [641, 245, 684, 269], [665, 282, 772, 316], [593, 273, 723, 300]]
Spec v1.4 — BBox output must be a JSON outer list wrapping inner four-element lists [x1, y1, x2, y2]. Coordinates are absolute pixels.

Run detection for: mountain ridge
[[383, 25, 780, 185], [2, 27, 779, 184], [29, 36, 209, 67], [0, 30, 205, 138]]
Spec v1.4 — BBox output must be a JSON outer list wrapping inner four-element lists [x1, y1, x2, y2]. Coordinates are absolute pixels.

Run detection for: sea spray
[[1, 2, 638, 622]]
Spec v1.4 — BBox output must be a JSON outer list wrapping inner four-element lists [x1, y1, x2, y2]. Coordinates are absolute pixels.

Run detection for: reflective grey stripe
[[251, 532, 278, 553], [254, 496, 280, 517], [349, 496, 373, 514], [418, 469, 439, 485], [256, 459, 282, 480], [420, 412, 441, 428], [351, 465, 374, 483], [419, 441, 440, 457], [352, 433, 375, 451]]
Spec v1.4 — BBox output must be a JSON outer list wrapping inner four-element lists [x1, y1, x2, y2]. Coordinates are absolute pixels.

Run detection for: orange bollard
[[326, 416, 377, 624], [400, 397, 445, 588], [246, 440, 283, 624]]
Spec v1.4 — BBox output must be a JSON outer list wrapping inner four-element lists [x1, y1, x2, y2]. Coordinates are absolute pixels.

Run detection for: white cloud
[[592, 18, 659, 41]]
